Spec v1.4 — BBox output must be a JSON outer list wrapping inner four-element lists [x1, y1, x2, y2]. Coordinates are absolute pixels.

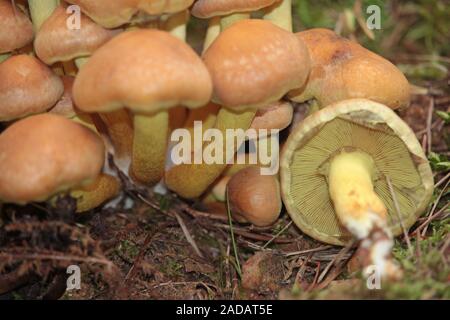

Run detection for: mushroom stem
[[220, 13, 250, 30], [165, 108, 256, 199], [328, 150, 400, 279], [27, 0, 60, 31], [99, 111, 134, 171], [70, 173, 121, 213], [203, 17, 221, 53], [165, 10, 189, 41], [0, 53, 10, 63], [263, 0, 292, 32], [131, 111, 169, 185]]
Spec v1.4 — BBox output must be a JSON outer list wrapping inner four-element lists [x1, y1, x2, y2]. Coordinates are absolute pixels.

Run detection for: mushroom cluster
[[0, 1, 434, 281]]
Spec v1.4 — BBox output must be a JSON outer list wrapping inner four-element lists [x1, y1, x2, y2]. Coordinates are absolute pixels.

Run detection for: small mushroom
[[227, 166, 282, 227], [48, 75, 98, 131], [34, 4, 118, 67], [0, 0, 34, 59], [192, 0, 280, 30], [0, 114, 119, 212], [64, 0, 194, 29], [250, 100, 293, 136], [0, 54, 63, 121], [166, 19, 310, 199], [73, 29, 212, 186], [289, 28, 410, 110], [280, 98, 434, 278]]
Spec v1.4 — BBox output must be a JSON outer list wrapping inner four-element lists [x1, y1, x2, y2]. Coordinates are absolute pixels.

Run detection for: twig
[[317, 240, 355, 284], [173, 211, 204, 259], [421, 177, 450, 236], [262, 221, 293, 249], [284, 245, 332, 257], [0, 252, 116, 272], [426, 97, 434, 156], [225, 190, 241, 277], [435, 171, 450, 189], [386, 176, 413, 255]]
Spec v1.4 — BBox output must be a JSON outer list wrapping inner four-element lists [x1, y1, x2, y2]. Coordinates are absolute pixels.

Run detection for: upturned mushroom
[[280, 98, 434, 279], [289, 28, 411, 110], [0, 0, 34, 62], [0, 54, 63, 121], [0, 114, 119, 212], [227, 166, 282, 227], [165, 19, 311, 199], [73, 29, 212, 186]]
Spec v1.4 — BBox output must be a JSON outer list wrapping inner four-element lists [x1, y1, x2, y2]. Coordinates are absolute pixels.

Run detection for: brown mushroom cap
[[203, 19, 310, 110], [0, 54, 64, 121], [65, 0, 138, 28], [64, 0, 194, 28], [34, 5, 118, 65], [289, 28, 410, 110], [73, 29, 212, 114], [0, 0, 34, 54], [0, 114, 105, 204], [251, 100, 293, 131], [227, 166, 281, 227], [49, 76, 76, 118], [191, 0, 280, 18]]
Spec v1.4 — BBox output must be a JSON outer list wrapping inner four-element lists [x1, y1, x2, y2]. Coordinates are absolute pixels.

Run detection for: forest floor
[[0, 78, 448, 300]]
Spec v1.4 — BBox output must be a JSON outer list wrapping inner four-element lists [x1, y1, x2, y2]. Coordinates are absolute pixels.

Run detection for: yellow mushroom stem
[[203, 17, 221, 53], [220, 13, 250, 30], [131, 111, 169, 186], [70, 174, 121, 213], [28, 0, 60, 31], [165, 108, 256, 199], [263, 0, 292, 32], [328, 150, 400, 279], [164, 10, 189, 41]]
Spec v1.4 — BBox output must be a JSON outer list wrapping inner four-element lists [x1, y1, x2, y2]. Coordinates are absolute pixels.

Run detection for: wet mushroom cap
[[49, 76, 76, 118], [34, 5, 118, 65], [203, 19, 310, 110], [289, 28, 410, 110], [0, 0, 34, 54], [0, 114, 105, 204], [191, 0, 280, 18], [73, 29, 212, 114], [250, 100, 293, 131], [0, 54, 64, 121], [280, 99, 434, 245], [227, 166, 282, 227]]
